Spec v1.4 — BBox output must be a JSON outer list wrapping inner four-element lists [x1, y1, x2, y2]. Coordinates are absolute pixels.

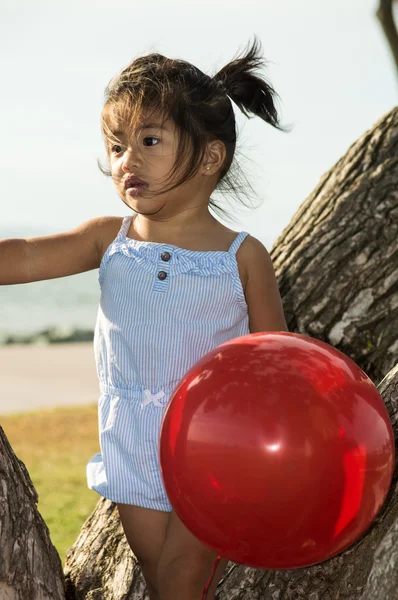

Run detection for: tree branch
[[376, 0, 398, 79]]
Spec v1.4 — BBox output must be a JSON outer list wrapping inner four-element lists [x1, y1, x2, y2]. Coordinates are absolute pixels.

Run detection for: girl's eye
[[143, 136, 160, 147], [110, 137, 159, 154], [111, 144, 124, 154]]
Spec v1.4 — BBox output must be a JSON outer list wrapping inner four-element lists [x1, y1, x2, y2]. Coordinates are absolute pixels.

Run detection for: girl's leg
[[117, 503, 170, 600], [157, 511, 229, 600]]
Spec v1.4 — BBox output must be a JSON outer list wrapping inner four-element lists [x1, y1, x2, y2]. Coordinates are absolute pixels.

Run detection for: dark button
[[158, 271, 168, 281], [161, 251, 171, 262]]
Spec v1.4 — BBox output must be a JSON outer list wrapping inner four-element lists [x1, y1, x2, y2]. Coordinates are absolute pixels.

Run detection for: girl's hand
[[0, 217, 113, 285]]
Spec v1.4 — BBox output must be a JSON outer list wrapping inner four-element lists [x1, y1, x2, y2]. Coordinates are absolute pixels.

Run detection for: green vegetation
[[1, 404, 100, 564]]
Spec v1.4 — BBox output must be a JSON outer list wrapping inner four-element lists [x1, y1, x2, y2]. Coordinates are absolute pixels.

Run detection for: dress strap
[[118, 215, 134, 238], [229, 231, 250, 255]]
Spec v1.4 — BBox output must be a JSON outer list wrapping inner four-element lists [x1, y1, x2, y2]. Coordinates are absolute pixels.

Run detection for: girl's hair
[[98, 35, 289, 224]]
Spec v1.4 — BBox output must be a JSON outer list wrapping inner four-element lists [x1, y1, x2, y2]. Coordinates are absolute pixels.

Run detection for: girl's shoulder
[[96, 216, 124, 261]]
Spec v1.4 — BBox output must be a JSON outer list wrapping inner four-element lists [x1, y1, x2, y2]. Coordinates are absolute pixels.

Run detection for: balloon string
[[202, 555, 222, 600]]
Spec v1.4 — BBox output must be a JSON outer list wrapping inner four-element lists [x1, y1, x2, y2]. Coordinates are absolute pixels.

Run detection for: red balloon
[[160, 332, 395, 569]]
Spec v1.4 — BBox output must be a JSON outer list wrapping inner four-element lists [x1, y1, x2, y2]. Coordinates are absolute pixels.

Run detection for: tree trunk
[[63, 499, 148, 600], [361, 365, 398, 600], [376, 0, 398, 79], [270, 106, 398, 386], [0, 426, 65, 599]]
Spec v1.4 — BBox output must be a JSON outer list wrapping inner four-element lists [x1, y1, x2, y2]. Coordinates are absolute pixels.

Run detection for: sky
[[0, 0, 396, 248]]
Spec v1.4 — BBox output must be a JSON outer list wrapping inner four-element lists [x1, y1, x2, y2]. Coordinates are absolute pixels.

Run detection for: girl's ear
[[203, 139, 227, 174]]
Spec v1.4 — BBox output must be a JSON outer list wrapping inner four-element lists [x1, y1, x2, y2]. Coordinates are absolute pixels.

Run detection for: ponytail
[[214, 35, 289, 132]]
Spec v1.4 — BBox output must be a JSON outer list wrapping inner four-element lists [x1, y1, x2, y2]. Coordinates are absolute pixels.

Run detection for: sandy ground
[[0, 342, 99, 415]]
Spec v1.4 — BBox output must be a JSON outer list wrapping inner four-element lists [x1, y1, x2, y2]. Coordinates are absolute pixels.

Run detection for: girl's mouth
[[126, 184, 148, 197]]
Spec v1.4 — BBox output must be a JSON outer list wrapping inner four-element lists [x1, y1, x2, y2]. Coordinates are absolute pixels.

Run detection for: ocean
[[0, 271, 100, 340], [0, 226, 100, 343]]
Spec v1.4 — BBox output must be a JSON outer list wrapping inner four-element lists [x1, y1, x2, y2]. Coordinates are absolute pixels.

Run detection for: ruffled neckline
[[98, 215, 250, 283], [121, 233, 234, 257], [98, 216, 249, 282], [107, 236, 237, 275]]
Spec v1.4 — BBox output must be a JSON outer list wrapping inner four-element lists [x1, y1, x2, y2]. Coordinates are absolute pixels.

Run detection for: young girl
[[0, 36, 288, 599]]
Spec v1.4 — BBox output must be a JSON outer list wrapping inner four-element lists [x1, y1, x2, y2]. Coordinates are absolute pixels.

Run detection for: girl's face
[[108, 114, 194, 215]]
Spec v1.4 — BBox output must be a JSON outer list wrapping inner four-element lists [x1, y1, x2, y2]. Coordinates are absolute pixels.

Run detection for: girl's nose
[[121, 148, 141, 173]]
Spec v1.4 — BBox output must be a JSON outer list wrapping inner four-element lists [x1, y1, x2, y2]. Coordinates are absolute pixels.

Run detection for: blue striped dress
[[86, 214, 250, 511]]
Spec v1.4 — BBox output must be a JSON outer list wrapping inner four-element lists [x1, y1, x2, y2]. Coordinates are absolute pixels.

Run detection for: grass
[[1, 404, 100, 565]]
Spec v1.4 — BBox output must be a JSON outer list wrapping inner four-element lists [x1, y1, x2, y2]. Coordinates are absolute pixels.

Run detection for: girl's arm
[[0, 216, 111, 285], [241, 236, 288, 333]]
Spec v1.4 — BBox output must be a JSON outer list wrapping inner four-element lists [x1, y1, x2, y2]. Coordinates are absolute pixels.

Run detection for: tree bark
[[0, 426, 65, 599], [362, 515, 398, 600], [271, 107, 398, 386], [361, 365, 398, 600], [63, 499, 148, 600]]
